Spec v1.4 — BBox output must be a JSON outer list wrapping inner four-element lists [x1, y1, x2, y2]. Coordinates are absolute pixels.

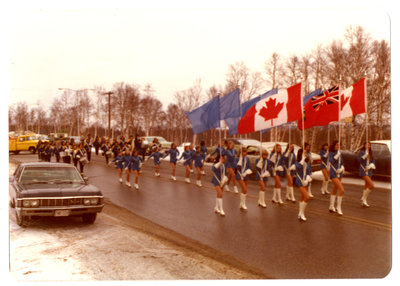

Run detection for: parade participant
[[328, 140, 345, 215], [255, 149, 270, 208], [77, 143, 87, 174], [101, 140, 112, 165], [209, 139, 227, 163], [110, 150, 125, 183], [283, 143, 297, 202], [122, 148, 132, 187], [54, 141, 61, 163], [84, 137, 92, 162], [147, 147, 163, 177], [178, 145, 193, 183], [236, 147, 252, 210], [43, 142, 52, 162], [358, 142, 376, 207], [211, 155, 228, 216], [128, 149, 143, 190], [189, 144, 195, 174], [200, 140, 207, 175], [163, 143, 180, 180], [36, 140, 43, 161], [304, 143, 314, 198], [151, 138, 162, 153], [294, 148, 312, 222], [225, 141, 239, 193], [61, 141, 71, 164], [320, 143, 330, 195], [72, 144, 79, 168], [269, 144, 285, 205], [111, 140, 120, 158], [193, 146, 204, 187], [93, 136, 101, 155]]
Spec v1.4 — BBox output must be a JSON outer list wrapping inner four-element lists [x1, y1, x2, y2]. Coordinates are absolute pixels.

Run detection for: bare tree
[[265, 52, 284, 89]]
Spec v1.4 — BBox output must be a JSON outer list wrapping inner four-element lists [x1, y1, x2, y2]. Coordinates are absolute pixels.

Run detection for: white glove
[[323, 151, 329, 158], [275, 166, 284, 172], [306, 175, 312, 183], [220, 176, 228, 186], [362, 152, 368, 160], [334, 153, 339, 160], [289, 164, 296, 171], [214, 161, 222, 169], [261, 171, 270, 178], [139, 162, 143, 168], [244, 169, 253, 176], [368, 163, 376, 170], [302, 180, 308, 187], [337, 166, 344, 174], [256, 159, 263, 169]]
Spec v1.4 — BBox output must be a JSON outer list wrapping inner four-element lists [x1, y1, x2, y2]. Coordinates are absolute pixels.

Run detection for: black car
[[9, 162, 104, 227], [340, 140, 391, 178]]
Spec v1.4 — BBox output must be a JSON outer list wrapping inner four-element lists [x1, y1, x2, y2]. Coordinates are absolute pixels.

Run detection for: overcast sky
[[6, 1, 391, 111]]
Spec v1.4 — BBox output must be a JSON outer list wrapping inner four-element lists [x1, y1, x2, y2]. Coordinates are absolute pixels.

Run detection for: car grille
[[40, 198, 84, 207]]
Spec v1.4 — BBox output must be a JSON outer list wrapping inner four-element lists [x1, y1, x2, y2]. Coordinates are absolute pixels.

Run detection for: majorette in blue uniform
[[269, 150, 285, 204], [163, 148, 180, 163], [358, 149, 376, 207], [211, 160, 227, 216], [255, 155, 271, 208], [236, 154, 252, 210], [294, 154, 313, 221], [328, 150, 344, 179], [283, 148, 297, 202]]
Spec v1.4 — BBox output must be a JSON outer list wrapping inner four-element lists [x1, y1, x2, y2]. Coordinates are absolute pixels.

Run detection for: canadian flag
[[339, 78, 366, 119], [238, 83, 302, 134]]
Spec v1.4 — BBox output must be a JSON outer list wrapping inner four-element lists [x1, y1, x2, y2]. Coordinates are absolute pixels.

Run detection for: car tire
[[82, 213, 97, 224], [16, 210, 27, 227], [13, 151, 20, 155], [29, 147, 36, 154]]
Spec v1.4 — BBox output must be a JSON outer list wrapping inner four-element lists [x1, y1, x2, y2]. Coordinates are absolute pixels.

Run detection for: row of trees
[[9, 26, 390, 151]]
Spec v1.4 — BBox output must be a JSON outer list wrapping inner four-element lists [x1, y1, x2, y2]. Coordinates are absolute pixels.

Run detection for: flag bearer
[[358, 142, 375, 207], [304, 143, 314, 198], [211, 155, 228, 216], [200, 140, 207, 175], [320, 143, 330, 195], [255, 149, 271, 208], [269, 144, 285, 205], [236, 147, 252, 210], [283, 143, 297, 202], [163, 143, 180, 180], [294, 149, 312, 221], [328, 140, 345, 215]]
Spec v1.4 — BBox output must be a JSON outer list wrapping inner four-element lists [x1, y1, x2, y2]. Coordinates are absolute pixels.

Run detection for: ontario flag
[[299, 78, 366, 130], [238, 83, 302, 134]]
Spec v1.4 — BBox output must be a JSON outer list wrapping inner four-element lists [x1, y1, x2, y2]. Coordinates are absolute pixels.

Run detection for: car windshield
[[19, 166, 84, 184], [238, 139, 261, 146], [156, 137, 167, 142]]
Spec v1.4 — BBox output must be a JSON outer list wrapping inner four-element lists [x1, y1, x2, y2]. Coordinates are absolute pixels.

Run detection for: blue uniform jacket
[[294, 160, 312, 187], [200, 146, 207, 160], [225, 148, 237, 169], [329, 151, 343, 179], [255, 157, 270, 181], [178, 150, 193, 166], [283, 151, 297, 176], [269, 152, 285, 177], [210, 146, 226, 158], [358, 150, 375, 177], [320, 150, 329, 170], [127, 155, 143, 170], [163, 148, 180, 163], [211, 163, 227, 187], [112, 155, 125, 169], [148, 151, 163, 165], [235, 156, 251, 181], [192, 152, 204, 168]]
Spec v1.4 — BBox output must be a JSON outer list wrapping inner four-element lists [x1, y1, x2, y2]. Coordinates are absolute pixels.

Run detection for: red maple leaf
[[258, 97, 284, 126]]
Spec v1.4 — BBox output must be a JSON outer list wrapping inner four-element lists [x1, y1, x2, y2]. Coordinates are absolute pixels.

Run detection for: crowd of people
[[35, 134, 376, 222]]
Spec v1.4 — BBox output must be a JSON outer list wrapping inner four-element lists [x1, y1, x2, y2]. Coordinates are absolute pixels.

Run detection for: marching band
[[35, 135, 377, 222]]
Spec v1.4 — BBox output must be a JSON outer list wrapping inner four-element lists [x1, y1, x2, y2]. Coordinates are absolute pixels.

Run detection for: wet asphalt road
[[10, 153, 392, 279]]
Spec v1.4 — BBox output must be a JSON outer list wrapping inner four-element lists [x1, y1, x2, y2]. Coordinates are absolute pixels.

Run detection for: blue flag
[[303, 88, 322, 105], [185, 96, 220, 134], [220, 88, 240, 120], [225, 88, 278, 135]]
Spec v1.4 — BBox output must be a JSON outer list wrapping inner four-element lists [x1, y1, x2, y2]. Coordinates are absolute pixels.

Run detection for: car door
[[371, 143, 391, 177]]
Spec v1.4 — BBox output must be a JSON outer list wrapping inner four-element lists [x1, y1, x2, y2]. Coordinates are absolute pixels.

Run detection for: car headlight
[[83, 198, 91, 206], [30, 200, 39, 207], [23, 200, 30, 207], [90, 198, 98, 205]]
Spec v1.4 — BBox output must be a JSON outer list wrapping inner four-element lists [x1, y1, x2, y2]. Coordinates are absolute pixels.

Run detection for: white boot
[[233, 186, 239, 193], [288, 186, 296, 202], [126, 181, 131, 187], [321, 180, 330, 194], [336, 196, 343, 215], [135, 184, 139, 190], [119, 178, 122, 183], [196, 180, 202, 187], [308, 185, 314, 198], [285, 186, 291, 201], [298, 201, 307, 221], [276, 188, 283, 205], [224, 185, 230, 192], [329, 195, 336, 213], [258, 191, 267, 208], [272, 188, 278, 204], [185, 178, 191, 183], [171, 175, 176, 180], [361, 189, 372, 207], [214, 198, 220, 214], [240, 193, 248, 210], [218, 198, 225, 216]]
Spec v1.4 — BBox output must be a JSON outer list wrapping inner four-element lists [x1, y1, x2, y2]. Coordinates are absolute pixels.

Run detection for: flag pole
[[338, 75, 342, 150], [364, 74, 368, 144], [300, 78, 305, 151]]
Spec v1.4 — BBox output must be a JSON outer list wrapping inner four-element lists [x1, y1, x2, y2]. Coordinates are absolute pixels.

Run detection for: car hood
[[17, 183, 103, 198]]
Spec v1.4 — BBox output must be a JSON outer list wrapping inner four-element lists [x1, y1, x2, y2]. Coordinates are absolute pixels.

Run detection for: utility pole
[[103, 91, 113, 138]]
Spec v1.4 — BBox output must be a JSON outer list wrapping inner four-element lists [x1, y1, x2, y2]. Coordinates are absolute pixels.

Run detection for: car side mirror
[[83, 176, 89, 182]]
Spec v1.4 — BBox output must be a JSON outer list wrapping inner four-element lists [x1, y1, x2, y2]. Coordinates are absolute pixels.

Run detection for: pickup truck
[[9, 135, 41, 154]]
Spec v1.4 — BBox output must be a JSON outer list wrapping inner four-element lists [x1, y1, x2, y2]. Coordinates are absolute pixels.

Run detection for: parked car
[[141, 136, 173, 154], [341, 140, 391, 178], [9, 162, 104, 227]]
